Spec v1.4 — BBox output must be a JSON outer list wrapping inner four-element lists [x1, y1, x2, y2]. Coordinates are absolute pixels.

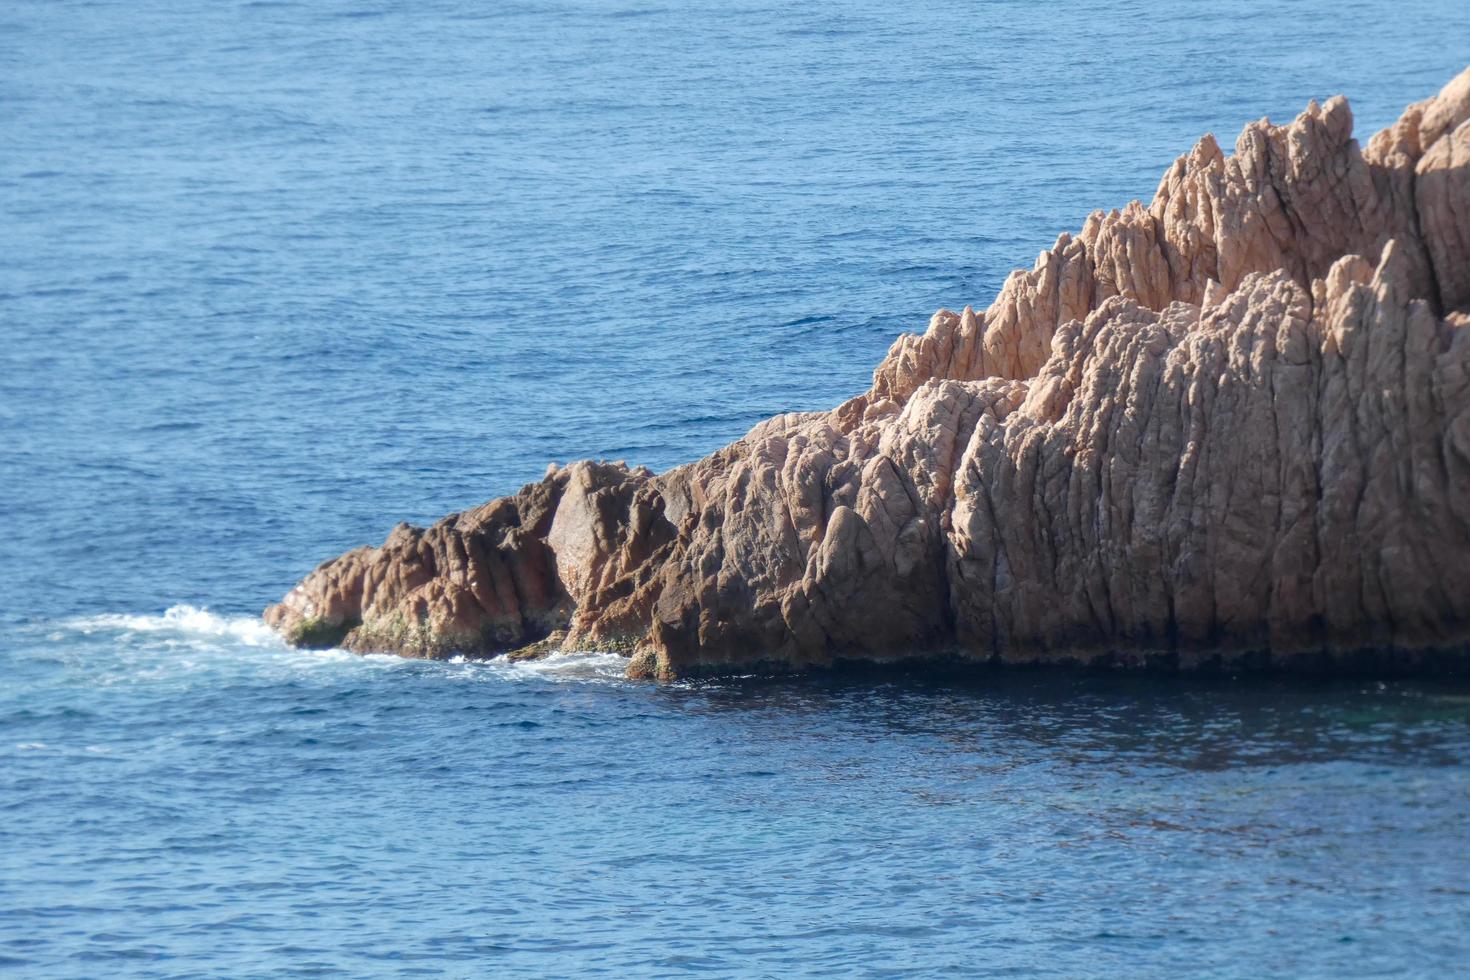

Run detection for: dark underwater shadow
[[645, 661, 1470, 771]]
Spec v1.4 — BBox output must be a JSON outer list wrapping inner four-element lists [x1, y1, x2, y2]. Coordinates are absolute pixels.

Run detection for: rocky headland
[[266, 69, 1470, 679]]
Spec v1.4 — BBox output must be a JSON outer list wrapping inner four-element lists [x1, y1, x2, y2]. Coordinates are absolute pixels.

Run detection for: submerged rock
[[266, 68, 1470, 679]]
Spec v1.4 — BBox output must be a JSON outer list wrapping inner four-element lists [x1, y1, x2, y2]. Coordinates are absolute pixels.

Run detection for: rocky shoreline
[[266, 68, 1470, 680]]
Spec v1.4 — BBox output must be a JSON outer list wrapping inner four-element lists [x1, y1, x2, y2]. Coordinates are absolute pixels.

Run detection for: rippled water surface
[[4, 0, 1470, 975]]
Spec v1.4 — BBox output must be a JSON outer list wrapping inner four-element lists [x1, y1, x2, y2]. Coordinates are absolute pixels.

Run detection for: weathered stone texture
[[267, 69, 1470, 679]]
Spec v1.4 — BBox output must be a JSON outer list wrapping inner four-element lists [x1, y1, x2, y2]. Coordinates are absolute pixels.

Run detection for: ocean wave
[[50, 607, 634, 685], [491, 649, 632, 683], [63, 605, 284, 647]]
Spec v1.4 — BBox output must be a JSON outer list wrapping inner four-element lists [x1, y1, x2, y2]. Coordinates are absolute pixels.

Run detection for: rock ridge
[[265, 68, 1470, 679]]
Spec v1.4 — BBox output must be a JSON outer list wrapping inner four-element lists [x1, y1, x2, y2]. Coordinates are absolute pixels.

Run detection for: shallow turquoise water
[[4, 1, 1470, 975]]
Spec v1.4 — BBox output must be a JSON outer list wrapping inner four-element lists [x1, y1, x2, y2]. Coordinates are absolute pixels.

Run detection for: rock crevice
[[266, 69, 1470, 678]]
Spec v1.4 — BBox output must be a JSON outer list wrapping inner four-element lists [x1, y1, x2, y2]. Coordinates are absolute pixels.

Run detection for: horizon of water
[[5, 1, 1470, 976]]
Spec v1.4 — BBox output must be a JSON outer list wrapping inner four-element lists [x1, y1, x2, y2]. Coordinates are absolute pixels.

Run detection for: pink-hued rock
[[265, 68, 1470, 679]]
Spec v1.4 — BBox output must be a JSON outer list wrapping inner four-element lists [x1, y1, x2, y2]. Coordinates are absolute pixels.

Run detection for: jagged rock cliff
[[266, 69, 1470, 679]]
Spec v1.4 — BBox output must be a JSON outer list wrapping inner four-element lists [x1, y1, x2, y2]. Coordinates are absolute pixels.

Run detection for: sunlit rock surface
[[267, 68, 1470, 679]]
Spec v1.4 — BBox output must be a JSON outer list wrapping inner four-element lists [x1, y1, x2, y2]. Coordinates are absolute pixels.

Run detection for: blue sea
[[5, 1, 1470, 975]]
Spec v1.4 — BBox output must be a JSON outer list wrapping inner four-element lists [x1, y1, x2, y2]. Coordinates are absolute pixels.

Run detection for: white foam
[[65, 605, 283, 647], [49, 606, 635, 687], [436, 648, 634, 686], [512, 649, 630, 682]]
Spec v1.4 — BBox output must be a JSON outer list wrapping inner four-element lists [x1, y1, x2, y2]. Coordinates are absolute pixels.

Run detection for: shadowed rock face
[[266, 68, 1470, 679]]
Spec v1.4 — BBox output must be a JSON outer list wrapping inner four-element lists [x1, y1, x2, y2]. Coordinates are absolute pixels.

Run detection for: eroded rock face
[[266, 68, 1470, 678]]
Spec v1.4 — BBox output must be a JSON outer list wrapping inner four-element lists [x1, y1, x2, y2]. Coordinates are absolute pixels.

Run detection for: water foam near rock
[[267, 68, 1470, 680], [33, 606, 631, 690]]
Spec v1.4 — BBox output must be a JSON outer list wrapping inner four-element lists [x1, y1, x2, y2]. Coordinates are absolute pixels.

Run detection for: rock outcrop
[[266, 69, 1470, 679]]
